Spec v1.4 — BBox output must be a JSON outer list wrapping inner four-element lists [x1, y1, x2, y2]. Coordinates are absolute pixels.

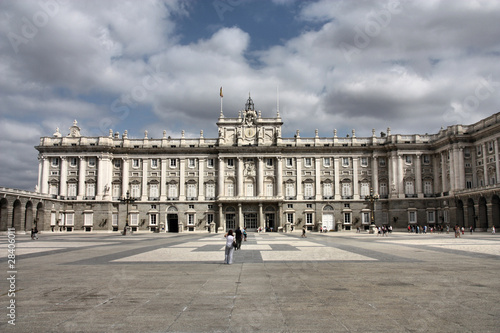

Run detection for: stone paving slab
[[0, 231, 499, 332]]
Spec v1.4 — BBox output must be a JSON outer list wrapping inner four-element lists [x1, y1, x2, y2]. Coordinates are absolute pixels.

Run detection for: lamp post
[[120, 190, 136, 235], [365, 187, 379, 233]]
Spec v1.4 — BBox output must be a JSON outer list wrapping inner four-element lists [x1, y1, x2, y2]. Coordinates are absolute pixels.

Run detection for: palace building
[[1, 95, 499, 233]]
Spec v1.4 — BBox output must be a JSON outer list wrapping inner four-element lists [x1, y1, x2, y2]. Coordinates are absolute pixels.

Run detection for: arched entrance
[[25, 201, 33, 232], [467, 198, 475, 229], [456, 200, 464, 227], [36, 202, 44, 230], [264, 206, 276, 232], [166, 206, 178, 233], [322, 205, 335, 231], [12, 200, 22, 230], [492, 195, 500, 230], [0, 198, 8, 231], [478, 197, 488, 230]]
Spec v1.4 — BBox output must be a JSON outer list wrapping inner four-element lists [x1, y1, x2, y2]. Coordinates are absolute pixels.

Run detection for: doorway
[[167, 214, 178, 232]]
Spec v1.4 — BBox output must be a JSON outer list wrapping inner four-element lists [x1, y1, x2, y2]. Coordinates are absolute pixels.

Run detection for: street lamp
[[120, 190, 136, 235], [365, 187, 379, 233]]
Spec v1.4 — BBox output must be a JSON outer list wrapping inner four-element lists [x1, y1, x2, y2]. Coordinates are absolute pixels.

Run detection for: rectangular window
[[379, 183, 387, 196], [287, 213, 294, 224], [151, 159, 158, 168], [70, 157, 78, 167], [227, 183, 234, 196], [360, 183, 370, 198], [489, 141, 494, 152], [114, 159, 121, 168], [266, 183, 273, 196], [187, 214, 195, 225], [424, 181, 432, 194], [306, 213, 313, 224], [423, 155, 430, 164], [188, 159, 196, 168], [112, 213, 118, 226], [150, 214, 157, 225], [88, 157, 96, 167], [51, 212, 57, 226], [207, 213, 214, 224], [427, 211, 435, 223], [129, 213, 139, 226], [131, 184, 140, 198], [132, 159, 140, 168], [323, 158, 331, 167], [306, 204, 312, 208], [206, 183, 215, 198], [286, 158, 293, 167], [323, 183, 332, 197], [170, 159, 177, 167], [361, 157, 368, 167], [405, 155, 412, 164], [187, 184, 196, 198], [344, 213, 351, 224], [304, 158, 312, 167], [409, 211, 417, 223], [304, 183, 313, 197], [477, 146, 482, 156], [113, 184, 121, 198], [65, 213, 74, 226], [342, 183, 351, 197], [49, 184, 58, 195], [207, 159, 214, 168], [285, 183, 295, 197], [466, 180, 472, 189], [362, 212, 370, 224], [86, 183, 95, 197], [51, 158, 59, 167], [246, 183, 254, 196], [67, 183, 77, 197], [266, 158, 273, 167], [168, 184, 177, 198], [84, 213, 93, 226], [379, 158, 386, 167], [227, 158, 234, 167], [405, 181, 414, 195], [188, 204, 194, 209], [342, 158, 349, 167], [149, 184, 159, 198], [287, 204, 293, 208]]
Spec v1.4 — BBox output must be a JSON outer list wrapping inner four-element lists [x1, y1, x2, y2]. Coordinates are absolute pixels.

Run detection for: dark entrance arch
[[478, 197, 488, 230], [12, 200, 22, 230], [36, 202, 44, 230], [492, 195, 500, 229], [456, 200, 464, 227], [25, 201, 33, 232], [467, 198, 475, 229], [167, 214, 178, 232], [0, 198, 8, 231]]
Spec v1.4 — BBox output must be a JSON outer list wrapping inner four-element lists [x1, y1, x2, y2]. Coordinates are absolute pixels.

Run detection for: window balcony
[[148, 197, 159, 201], [285, 196, 296, 200], [405, 194, 418, 198], [341, 195, 352, 200]]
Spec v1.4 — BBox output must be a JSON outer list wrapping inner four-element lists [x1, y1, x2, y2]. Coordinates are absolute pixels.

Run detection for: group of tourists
[[223, 227, 247, 264]]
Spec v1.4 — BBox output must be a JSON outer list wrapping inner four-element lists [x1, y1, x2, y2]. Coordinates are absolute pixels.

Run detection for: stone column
[[296, 157, 302, 200], [97, 156, 104, 199], [218, 157, 224, 198], [179, 158, 185, 201], [160, 159, 167, 201], [334, 157, 340, 200], [315, 157, 321, 200], [276, 157, 283, 197], [219, 203, 224, 232], [237, 157, 244, 197], [495, 140, 500, 184], [141, 159, 148, 201], [259, 203, 264, 230], [352, 157, 359, 199], [449, 147, 457, 192], [441, 152, 447, 194], [482, 143, 488, 185], [397, 154, 404, 198], [415, 154, 423, 197], [198, 158, 205, 201], [42, 157, 50, 195], [458, 147, 465, 190], [433, 154, 440, 194], [102, 154, 112, 200], [372, 156, 379, 195], [389, 152, 397, 198], [121, 158, 129, 197], [37, 156, 43, 193], [78, 157, 86, 199], [60, 157, 68, 197], [257, 157, 264, 197]]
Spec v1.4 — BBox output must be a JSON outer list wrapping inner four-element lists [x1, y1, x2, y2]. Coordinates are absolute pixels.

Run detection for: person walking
[[243, 227, 248, 241], [492, 226, 496, 234], [235, 227, 243, 250], [301, 226, 307, 238], [224, 230, 235, 264]]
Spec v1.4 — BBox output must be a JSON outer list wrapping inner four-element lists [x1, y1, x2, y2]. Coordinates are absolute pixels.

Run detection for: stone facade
[[1, 96, 499, 233]]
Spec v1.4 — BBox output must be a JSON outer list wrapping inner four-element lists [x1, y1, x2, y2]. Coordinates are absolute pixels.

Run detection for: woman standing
[[224, 230, 235, 264]]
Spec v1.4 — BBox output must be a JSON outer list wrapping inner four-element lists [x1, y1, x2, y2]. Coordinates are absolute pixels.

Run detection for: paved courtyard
[[1, 230, 499, 332]]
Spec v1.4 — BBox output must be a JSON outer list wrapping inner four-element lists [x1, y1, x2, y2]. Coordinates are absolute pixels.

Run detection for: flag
[[220, 87, 223, 98]]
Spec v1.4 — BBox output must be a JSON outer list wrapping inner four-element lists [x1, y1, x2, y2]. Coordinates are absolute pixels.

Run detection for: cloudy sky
[[1, 0, 500, 190]]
